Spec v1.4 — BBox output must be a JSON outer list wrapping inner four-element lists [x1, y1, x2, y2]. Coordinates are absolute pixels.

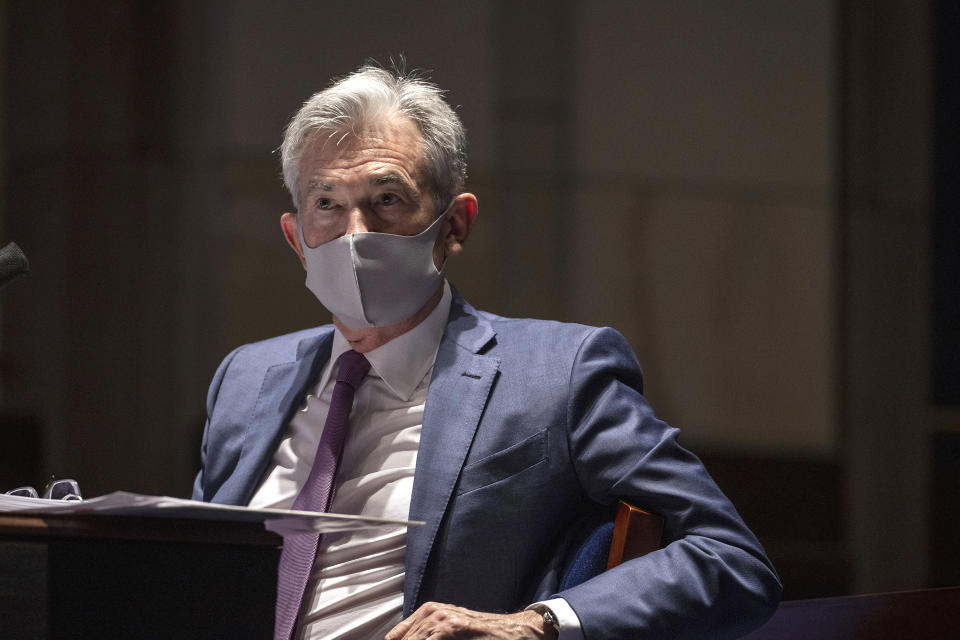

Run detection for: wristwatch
[[530, 604, 561, 637]]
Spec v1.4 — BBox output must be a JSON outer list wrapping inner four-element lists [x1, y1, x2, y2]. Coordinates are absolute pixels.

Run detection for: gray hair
[[280, 64, 467, 214]]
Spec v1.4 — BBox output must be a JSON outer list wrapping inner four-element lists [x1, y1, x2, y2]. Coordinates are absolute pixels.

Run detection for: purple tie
[[274, 349, 371, 640]]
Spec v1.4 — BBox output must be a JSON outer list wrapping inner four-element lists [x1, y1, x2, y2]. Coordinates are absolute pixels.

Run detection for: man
[[193, 64, 781, 639]]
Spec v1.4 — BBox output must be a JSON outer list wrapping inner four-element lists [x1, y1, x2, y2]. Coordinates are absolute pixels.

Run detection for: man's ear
[[280, 212, 307, 270], [440, 193, 478, 260]]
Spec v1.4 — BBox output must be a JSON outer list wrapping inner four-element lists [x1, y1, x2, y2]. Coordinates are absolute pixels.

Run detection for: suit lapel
[[218, 329, 333, 505], [404, 296, 499, 614]]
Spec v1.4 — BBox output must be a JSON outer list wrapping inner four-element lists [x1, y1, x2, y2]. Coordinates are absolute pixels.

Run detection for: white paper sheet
[[0, 490, 423, 534]]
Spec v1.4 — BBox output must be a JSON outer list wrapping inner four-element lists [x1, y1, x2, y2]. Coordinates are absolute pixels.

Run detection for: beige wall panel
[[844, 209, 929, 590], [568, 189, 643, 333], [574, 1, 832, 189], [209, 0, 498, 171], [572, 189, 835, 453], [480, 186, 568, 319]]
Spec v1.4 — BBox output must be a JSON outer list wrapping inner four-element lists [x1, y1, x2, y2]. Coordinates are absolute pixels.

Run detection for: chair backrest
[[558, 501, 664, 590], [607, 501, 664, 569]]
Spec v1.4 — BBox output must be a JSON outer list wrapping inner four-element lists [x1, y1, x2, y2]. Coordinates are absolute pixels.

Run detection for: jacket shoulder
[[223, 325, 333, 369], [481, 311, 633, 359]]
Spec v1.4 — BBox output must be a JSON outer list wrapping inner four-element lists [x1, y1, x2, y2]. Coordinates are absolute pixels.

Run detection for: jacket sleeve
[[556, 327, 781, 639]]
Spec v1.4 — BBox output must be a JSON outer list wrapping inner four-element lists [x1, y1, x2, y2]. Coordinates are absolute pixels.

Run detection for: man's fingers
[[384, 611, 416, 639], [386, 602, 472, 640], [385, 601, 442, 640], [385, 602, 550, 640]]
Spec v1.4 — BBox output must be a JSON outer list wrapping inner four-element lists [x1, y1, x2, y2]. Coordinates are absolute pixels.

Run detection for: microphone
[[0, 242, 30, 290]]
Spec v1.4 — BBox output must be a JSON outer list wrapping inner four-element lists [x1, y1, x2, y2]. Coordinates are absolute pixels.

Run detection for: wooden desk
[[0, 512, 281, 639]]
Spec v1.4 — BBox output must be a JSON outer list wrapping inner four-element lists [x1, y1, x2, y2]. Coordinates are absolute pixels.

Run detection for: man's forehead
[[302, 116, 424, 158], [298, 120, 427, 194]]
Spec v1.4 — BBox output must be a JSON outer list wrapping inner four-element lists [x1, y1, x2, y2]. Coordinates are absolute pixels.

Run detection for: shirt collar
[[321, 281, 452, 401]]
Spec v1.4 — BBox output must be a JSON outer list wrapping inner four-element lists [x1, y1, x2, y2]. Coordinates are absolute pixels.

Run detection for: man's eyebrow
[[372, 173, 419, 194], [305, 179, 335, 193]]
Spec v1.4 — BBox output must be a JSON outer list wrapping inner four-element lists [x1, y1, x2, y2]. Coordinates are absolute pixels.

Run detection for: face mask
[[297, 207, 449, 328]]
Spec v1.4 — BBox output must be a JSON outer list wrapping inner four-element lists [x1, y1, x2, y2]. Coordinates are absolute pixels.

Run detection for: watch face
[[543, 609, 560, 630]]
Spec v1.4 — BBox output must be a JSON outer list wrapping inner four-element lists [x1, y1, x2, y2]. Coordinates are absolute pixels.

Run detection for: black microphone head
[[0, 241, 30, 289]]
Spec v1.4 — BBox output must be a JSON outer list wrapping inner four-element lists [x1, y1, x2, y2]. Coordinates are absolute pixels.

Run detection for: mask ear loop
[[432, 198, 458, 274], [296, 211, 342, 251], [295, 211, 311, 251]]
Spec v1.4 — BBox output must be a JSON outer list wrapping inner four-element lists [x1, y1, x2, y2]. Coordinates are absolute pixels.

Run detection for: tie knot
[[336, 349, 370, 389]]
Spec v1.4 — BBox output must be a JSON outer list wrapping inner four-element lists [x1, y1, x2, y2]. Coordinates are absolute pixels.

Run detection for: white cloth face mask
[[297, 206, 449, 328]]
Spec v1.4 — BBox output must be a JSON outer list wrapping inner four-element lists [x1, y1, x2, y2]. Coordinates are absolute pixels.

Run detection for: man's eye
[[378, 193, 400, 206], [315, 198, 335, 210]]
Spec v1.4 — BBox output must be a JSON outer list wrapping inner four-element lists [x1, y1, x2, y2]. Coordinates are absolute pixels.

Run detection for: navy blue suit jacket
[[193, 294, 781, 639]]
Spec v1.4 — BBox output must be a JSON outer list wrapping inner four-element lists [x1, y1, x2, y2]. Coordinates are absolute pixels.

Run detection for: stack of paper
[[0, 491, 422, 535]]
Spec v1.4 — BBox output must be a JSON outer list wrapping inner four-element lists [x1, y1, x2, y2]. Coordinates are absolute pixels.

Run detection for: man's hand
[[385, 602, 558, 640]]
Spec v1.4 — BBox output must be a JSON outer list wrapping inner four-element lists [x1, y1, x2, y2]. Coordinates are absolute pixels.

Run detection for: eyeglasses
[[3, 478, 83, 501], [5, 486, 39, 498]]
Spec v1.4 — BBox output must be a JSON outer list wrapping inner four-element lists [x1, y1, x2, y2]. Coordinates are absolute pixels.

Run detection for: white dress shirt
[[250, 283, 451, 639], [251, 281, 583, 639]]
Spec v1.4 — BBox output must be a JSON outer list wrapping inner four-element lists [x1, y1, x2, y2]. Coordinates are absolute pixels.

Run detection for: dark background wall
[[0, 0, 956, 601]]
